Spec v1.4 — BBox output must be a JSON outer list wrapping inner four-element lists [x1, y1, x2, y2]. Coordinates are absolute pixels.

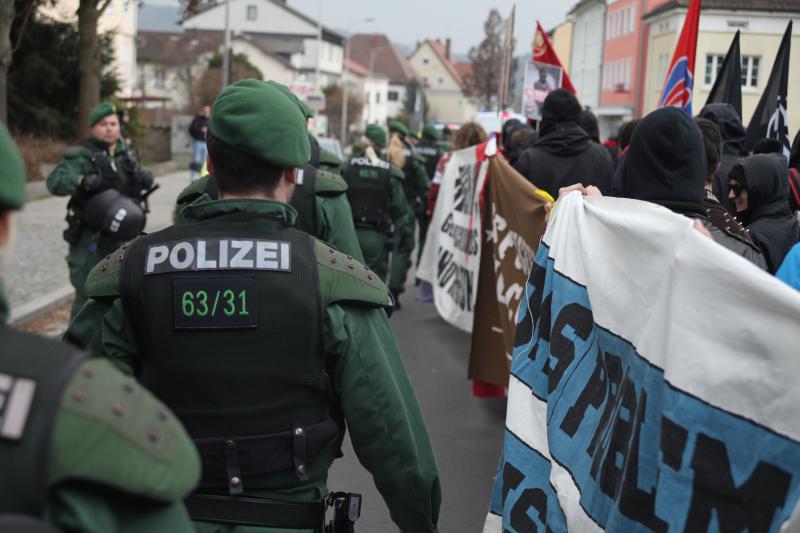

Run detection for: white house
[[182, 0, 344, 88], [568, 0, 607, 110]]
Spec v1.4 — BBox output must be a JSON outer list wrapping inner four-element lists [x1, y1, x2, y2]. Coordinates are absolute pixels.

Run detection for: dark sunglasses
[[730, 183, 744, 197]]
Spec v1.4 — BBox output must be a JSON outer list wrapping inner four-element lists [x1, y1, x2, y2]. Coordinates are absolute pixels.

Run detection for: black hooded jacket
[[698, 103, 746, 214], [620, 107, 765, 268], [731, 154, 800, 273], [513, 90, 613, 196]]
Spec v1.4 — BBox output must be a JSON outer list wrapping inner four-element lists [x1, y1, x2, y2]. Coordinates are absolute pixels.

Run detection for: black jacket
[[513, 123, 613, 197], [698, 104, 746, 214], [188, 114, 208, 141], [621, 107, 766, 268], [731, 154, 800, 273]]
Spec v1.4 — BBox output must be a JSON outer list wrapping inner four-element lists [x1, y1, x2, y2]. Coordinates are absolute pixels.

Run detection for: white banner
[[417, 145, 488, 332], [486, 192, 800, 532]]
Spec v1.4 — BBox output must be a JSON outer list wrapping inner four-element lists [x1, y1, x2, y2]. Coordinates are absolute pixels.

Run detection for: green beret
[[88, 101, 116, 127], [365, 123, 387, 149], [409, 130, 421, 140], [0, 121, 26, 210], [422, 123, 441, 140], [209, 79, 310, 168], [265, 80, 313, 119], [388, 120, 410, 136]]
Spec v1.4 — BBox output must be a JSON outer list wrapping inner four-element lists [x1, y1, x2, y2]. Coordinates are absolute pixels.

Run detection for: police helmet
[[84, 189, 146, 240]]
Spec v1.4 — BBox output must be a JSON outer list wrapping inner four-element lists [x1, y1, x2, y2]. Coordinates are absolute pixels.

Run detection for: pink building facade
[[598, 0, 670, 140]]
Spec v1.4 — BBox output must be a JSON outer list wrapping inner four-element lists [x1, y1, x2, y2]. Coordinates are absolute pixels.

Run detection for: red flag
[[533, 21, 575, 94], [658, 0, 702, 114]]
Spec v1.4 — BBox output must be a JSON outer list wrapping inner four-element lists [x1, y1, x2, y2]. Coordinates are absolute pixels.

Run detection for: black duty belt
[[185, 493, 326, 530]]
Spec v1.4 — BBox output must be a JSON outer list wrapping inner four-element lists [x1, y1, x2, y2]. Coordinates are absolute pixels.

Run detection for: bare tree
[[77, 0, 116, 137], [0, 0, 41, 122], [465, 9, 515, 109]]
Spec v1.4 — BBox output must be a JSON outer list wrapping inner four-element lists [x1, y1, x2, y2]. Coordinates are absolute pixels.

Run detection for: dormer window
[[246, 5, 257, 20]]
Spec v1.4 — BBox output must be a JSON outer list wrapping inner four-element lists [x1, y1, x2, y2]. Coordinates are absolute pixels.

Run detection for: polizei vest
[[118, 212, 338, 492], [344, 157, 392, 231]]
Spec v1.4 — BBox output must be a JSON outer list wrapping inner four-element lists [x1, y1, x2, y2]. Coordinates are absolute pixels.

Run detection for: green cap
[[88, 101, 116, 127], [365, 123, 388, 149], [422, 123, 441, 140], [409, 130, 421, 140], [209, 79, 310, 168], [0, 121, 26, 210], [265, 80, 314, 119], [388, 119, 410, 136]]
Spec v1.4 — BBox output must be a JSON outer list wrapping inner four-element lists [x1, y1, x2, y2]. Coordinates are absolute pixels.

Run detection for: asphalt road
[[328, 286, 508, 532]]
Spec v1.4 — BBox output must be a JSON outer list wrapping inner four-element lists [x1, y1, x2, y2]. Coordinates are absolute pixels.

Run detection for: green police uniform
[[47, 102, 154, 320], [174, 148, 364, 263], [64, 80, 441, 533], [411, 125, 442, 266], [0, 119, 201, 532], [387, 129, 430, 297]]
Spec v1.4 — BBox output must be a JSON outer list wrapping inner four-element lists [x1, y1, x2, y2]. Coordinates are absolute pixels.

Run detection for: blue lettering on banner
[[490, 243, 800, 532]]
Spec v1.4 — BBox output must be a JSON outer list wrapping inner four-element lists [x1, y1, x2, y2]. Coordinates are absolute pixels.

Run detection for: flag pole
[[499, 4, 516, 112]]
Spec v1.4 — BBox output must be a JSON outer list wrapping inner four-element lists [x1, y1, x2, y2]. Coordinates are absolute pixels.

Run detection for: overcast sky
[[141, 0, 572, 57]]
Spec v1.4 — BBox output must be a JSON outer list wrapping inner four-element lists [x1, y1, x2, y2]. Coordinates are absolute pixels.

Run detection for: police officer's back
[[47, 102, 155, 319], [342, 124, 413, 285], [65, 80, 441, 532], [0, 120, 200, 532]]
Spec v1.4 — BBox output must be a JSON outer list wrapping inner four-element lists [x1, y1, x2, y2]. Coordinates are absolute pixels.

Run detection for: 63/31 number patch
[[174, 277, 257, 329]]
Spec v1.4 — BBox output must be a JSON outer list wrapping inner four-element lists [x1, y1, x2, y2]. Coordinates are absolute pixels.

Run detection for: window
[[246, 5, 257, 20], [742, 55, 760, 88], [705, 54, 761, 88], [375, 92, 381, 104], [437, 77, 444, 86], [154, 68, 166, 89], [607, 5, 637, 41], [388, 91, 399, 102], [422, 57, 429, 65]]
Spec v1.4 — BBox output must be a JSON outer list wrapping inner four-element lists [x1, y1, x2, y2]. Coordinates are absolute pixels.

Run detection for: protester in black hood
[[618, 106, 766, 267], [507, 127, 537, 168], [729, 154, 800, 273], [513, 89, 613, 197], [790, 130, 800, 213], [791, 130, 800, 170], [698, 103, 746, 214], [577, 109, 600, 143], [501, 119, 524, 149]]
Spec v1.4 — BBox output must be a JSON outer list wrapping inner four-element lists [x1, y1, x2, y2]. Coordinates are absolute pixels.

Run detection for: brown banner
[[468, 155, 549, 388]]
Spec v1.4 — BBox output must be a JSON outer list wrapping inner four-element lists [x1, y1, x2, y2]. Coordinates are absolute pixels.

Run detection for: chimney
[[445, 38, 451, 60]]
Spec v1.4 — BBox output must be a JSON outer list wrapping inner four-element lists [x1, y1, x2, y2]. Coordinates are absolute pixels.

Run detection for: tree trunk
[[0, 0, 15, 123], [78, 0, 101, 138]]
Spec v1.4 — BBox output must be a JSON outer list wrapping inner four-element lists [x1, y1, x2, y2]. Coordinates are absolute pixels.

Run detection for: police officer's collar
[[85, 136, 122, 154], [182, 197, 298, 227]]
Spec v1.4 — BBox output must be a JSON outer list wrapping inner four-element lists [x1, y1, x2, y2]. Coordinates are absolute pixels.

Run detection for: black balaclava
[[501, 119, 524, 148], [620, 107, 707, 213], [698, 103, 747, 156], [539, 89, 582, 138], [577, 110, 600, 143]]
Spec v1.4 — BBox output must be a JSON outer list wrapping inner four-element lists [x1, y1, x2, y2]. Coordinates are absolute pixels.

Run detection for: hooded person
[[577, 109, 600, 144], [698, 103, 747, 214], [790, 130, 800, 213], [728, 153, 800, 273], [619, 107, 766, 268], [513, 89, 613, 197]]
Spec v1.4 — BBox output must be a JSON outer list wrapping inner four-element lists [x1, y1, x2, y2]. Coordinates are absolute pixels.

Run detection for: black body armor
[[344, 157, 392, 232], [118, 213, 338, 493]]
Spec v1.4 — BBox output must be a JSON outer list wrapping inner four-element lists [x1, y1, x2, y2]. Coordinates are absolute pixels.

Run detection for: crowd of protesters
[[426, 89, 800, 289]]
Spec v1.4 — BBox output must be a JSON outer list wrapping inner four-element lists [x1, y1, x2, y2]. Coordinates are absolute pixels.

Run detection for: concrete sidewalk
[[8, 169, 195, 323]]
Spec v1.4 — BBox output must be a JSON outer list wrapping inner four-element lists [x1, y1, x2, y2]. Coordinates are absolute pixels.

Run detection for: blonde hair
[[387, 133, 407, 168]]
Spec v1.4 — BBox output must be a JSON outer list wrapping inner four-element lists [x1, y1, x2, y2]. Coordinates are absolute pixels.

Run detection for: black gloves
[[80, 173, 108, 192]]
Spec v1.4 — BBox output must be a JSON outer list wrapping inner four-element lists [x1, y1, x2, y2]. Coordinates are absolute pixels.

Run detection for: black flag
[[744, 21, 791, 159], [705, 31, 742, 118]]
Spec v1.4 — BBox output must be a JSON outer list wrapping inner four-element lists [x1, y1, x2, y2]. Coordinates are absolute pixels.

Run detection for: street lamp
[[340, 17, 375, 146]]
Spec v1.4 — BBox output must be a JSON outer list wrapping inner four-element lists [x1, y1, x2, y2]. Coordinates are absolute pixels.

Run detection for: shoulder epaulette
[[318, 148, 343, 168], [390, 165, 405, 180], [63, 145, 91, 159], [49, 359, 200, 502], [85, 242, 133, 298], [315, 171, 348, 195], [314, 240, 392, 311]]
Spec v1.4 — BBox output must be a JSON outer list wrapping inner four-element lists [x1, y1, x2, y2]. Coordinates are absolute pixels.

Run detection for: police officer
[[387, 120, 429, 305], [0, 121, 200, 531], [174, 86, 364, 263], [47, 101, 156, 319], [65, 80, 441, 533], [413, 124, 443, 264], [342, 123, 413, 293]]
